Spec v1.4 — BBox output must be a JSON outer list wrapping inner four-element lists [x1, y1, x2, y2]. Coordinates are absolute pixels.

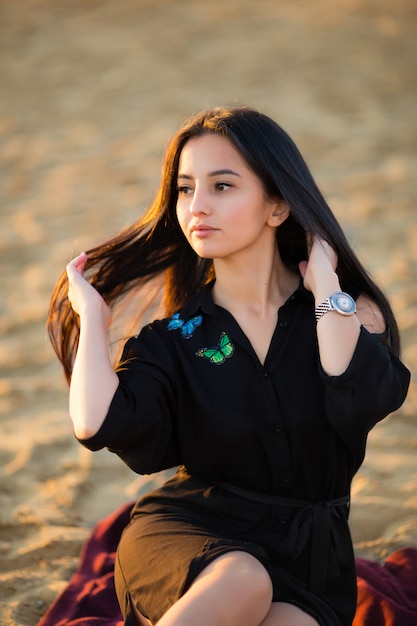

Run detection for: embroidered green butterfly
[[195, 331, 235, 365]]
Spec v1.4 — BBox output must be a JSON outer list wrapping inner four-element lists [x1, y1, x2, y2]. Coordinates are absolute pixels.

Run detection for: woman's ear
[[268, 201, 290, 227]]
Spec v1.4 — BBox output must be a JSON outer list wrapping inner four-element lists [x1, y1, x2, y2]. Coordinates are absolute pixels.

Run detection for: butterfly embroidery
[[195, 331, 235, 365], [167, 313, 203, 339]]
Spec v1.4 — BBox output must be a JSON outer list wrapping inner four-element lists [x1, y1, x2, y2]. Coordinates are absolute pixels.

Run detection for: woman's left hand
[[298, 236, 338, 297], [300, 236, 362, 376]]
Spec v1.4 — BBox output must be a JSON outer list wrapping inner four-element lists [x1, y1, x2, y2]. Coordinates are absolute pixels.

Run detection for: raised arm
[[299, 238, 385, 376], [66, 253, 119, 439]]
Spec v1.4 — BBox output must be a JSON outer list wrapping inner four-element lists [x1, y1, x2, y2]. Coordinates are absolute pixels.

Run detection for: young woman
[[48, 106, 410, 626]]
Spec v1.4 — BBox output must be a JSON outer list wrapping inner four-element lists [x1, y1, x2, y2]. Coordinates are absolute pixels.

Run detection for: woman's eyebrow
[[208, 169, 241, 178], [177, 169, 241, 180]]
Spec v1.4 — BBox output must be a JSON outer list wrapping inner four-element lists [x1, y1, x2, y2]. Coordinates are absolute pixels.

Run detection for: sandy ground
[[0, 0, 416, 624]]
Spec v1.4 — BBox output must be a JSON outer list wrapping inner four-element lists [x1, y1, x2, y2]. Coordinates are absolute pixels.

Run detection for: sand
[[0, 0, 416, 624]]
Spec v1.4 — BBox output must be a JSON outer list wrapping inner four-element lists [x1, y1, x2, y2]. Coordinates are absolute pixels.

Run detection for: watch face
[[332, 292, 356, 315]]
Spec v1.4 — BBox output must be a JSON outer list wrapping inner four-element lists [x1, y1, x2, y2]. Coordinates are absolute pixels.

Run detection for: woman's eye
[[177, 185, 193, 195], [216, 182, 231, 191]]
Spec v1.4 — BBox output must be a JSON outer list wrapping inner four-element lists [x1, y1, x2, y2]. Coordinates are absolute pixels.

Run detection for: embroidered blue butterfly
[[195, 331, 235, 365], [167, 313, 203, 339]]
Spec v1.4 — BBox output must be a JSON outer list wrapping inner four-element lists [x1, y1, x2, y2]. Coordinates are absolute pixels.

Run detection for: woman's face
[[176, 133, 285, 262]]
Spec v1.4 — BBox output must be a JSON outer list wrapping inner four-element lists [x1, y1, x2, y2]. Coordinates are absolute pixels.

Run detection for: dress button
[[279, 515, 288, 525], [281, 476, 291, 487], [279, 320, 288, 328], [263, 371, 268, 379], [274, 424, 283, 433]]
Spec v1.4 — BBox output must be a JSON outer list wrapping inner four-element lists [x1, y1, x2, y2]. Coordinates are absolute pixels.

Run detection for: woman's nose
[[190, 187, 211, 216]]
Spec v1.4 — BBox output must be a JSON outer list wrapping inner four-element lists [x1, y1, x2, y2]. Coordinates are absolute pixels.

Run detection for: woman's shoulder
[[147, 281, 214, 336], [131, 300, 206, 348]]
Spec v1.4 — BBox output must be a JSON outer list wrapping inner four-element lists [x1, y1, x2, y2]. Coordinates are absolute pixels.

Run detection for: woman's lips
[[190, 224, 217, 237]]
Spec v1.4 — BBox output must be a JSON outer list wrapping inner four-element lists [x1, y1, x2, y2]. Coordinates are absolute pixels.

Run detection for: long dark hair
[[47, 106, 401, 382]]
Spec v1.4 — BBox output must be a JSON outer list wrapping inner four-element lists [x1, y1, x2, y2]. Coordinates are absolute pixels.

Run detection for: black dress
[[79, 282, 410, 626]]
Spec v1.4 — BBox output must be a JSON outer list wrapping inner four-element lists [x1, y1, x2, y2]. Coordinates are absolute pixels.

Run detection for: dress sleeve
[[76, 323, 179, 475], [322, 326, 410, 453]]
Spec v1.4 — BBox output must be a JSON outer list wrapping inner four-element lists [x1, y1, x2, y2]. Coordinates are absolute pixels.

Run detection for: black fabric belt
[[214, 480, 350, 594]]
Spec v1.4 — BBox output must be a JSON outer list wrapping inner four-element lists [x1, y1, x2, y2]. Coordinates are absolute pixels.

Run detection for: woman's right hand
[[66, 252, 118, 439], [66, 252, 112, 328]]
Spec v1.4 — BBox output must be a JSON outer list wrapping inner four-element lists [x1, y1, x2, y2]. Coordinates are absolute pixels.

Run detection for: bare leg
[[260, 602, 320, 626], [155, 551, 273, 626], [128, 559, 319, 626], [130, 595, 153, 626]]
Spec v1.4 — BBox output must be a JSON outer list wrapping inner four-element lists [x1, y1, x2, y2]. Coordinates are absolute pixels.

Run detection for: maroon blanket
[[36, 501, 417, 626]]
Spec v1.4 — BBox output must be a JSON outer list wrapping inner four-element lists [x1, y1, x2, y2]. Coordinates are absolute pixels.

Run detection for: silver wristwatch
[[315, 291, 356, 322]]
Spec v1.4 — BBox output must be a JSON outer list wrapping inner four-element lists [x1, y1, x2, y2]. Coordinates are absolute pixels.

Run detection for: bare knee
[[194, 551, 273, 619], [156, 551, 273, 626], [229, 551, 272, 603]]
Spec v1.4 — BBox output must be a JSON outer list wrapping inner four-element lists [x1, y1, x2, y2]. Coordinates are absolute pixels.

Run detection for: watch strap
[[315, 297, 333, 322]]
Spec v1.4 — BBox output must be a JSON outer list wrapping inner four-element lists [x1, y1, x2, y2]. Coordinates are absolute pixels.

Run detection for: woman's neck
[[212, 247, 299, 317]]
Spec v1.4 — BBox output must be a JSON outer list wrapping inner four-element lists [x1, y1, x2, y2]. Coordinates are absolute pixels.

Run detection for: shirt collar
[[180, 277, 312, 319], [181, 280, 217, 318]]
